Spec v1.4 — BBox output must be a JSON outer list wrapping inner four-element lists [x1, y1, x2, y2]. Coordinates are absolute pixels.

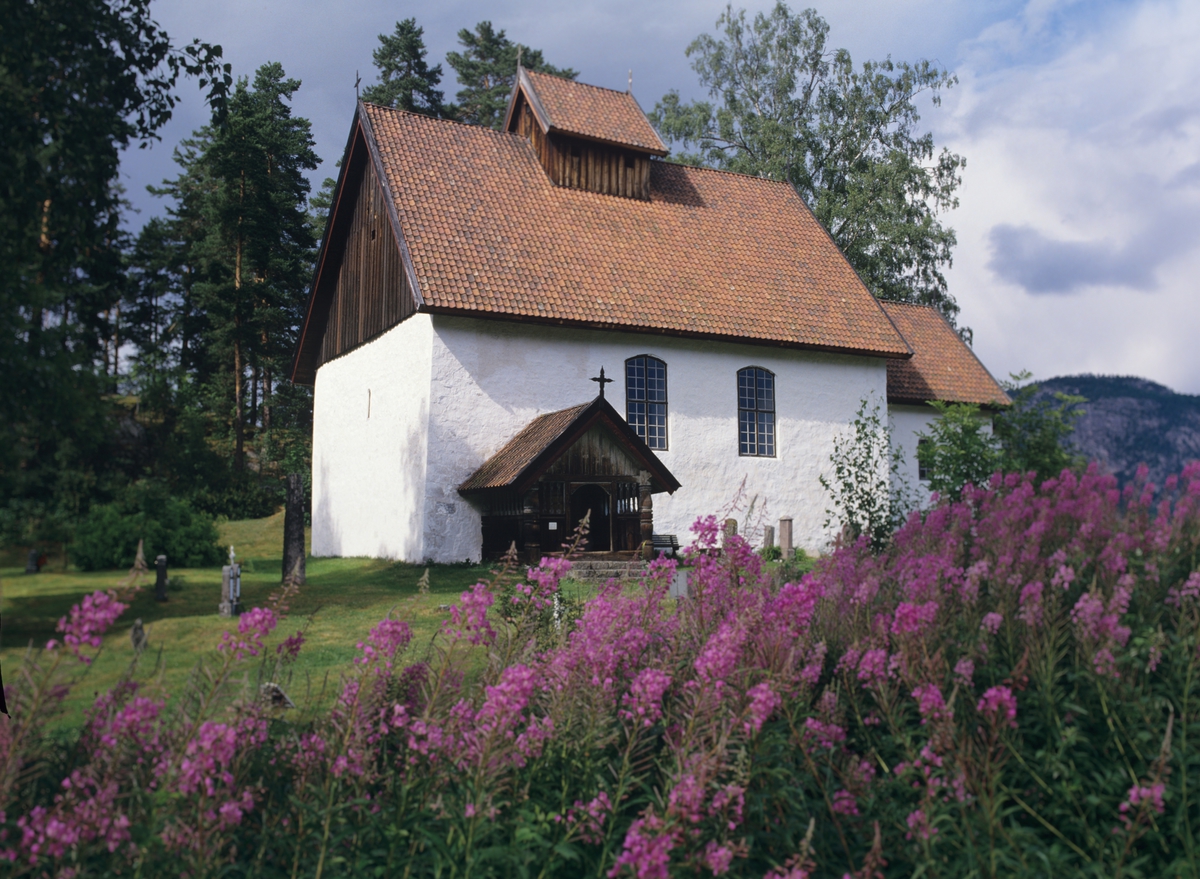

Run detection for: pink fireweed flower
[[565, 791, 611, 844], [912, 683, 950, 724], [356, 618, 412, 667], [667, 775, 706, 824], [608, 813, 676, 879], [219, 607, 277, 660], [856, 648, 890, 687], [1166, 571, 1200, 608], [709, 785, 745, 830], [619, 668, 672, 729], [976, 686, 1018, 728], [276, 630, 305, 659], [1119, 782, 1166, 829], [1018, 582, 1044, 628], [831, 790, 859, 816], [802, 717, 846, 750], [743, 682, 780, 735], [51, 590, 129, 664], [980, 612, 1004, 634], [906, 808, 937, 840], [702, 841, 734, 875], [1071, 586, 1132, 677], [177, 722, 238, 797], [954, 658, 975, 688], [694, 620, 746, 687], [445, 582, 496, 645], [892, 600, 939, 635], [520, 556, 571, 610]]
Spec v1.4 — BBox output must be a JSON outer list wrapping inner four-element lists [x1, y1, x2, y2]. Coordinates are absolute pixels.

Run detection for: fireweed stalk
[[2, 463, 1200, 877]]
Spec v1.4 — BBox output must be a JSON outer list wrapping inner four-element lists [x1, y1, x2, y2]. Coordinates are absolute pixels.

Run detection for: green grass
[[0, 512, 504, 729]]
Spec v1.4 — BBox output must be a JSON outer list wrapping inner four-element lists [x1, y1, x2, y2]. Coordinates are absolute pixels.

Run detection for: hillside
[[1038, 374, 1200, 485]]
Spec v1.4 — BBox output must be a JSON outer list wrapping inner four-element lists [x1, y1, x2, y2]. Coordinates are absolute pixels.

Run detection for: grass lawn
[[0, 512, 542, 730]]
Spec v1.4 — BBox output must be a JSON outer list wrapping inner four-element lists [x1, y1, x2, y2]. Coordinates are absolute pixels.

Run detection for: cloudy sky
[[121, 0, 1200, 393]]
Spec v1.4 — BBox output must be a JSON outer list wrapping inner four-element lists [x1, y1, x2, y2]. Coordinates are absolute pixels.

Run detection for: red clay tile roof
[[358, 103, 911, 358], [517, 69, 668, 155], [882, 303, 1010, 407], [459, 397, 680, 494]]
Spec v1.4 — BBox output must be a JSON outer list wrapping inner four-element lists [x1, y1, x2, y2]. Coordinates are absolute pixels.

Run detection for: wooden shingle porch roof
[[458, 395, 681, 496]]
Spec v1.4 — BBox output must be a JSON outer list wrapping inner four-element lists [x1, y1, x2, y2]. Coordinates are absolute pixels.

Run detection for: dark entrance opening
[[570, 484, 611, 551]]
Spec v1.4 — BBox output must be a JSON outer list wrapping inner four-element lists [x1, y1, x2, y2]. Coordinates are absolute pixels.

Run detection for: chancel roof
[[882, 303, 1011, 407], [337, 102, 911, 358], [509, 68, 668, 155], [458, 396, 680, 495]]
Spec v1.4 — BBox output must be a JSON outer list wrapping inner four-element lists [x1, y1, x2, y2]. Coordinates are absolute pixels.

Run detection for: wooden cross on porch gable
[[590, 367, 614, 398]]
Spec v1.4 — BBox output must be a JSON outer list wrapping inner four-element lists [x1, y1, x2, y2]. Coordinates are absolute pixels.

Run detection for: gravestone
[[723, 518, 738, 545], [220, 547, 241, 617], [282, 473, 306, 585], [779, 517, 793, 560], [763, 525, 775, 551], [25, 548, 39, 574], [154, 555, 168, 602], [130, 618, 148, 653]]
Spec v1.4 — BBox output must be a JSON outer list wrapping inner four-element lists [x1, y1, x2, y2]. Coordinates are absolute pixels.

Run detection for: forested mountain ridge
[[1038, 375, 1200, 485]]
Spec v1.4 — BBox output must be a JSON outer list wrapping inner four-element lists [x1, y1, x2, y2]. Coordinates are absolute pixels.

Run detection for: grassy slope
[[0, 512, 498, 729]]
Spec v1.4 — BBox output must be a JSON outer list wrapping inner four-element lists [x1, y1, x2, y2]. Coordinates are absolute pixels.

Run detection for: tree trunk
[[282, 473, 306, 584], [234, 219, 245, 472]]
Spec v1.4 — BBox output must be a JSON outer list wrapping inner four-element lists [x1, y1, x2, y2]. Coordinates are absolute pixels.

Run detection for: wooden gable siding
[[545, 425, 642, 478], [513, 97, 652, 201], [318, 159, 414, 367]]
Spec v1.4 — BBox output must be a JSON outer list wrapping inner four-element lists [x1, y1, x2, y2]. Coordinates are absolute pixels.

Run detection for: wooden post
[[638, 472, 653, 561], [778, 517, 793, 560], [523, 487, 541, 565], [154, 554, 168, 602], [282, 473, 307, 585], [723, 518, 738, 547]]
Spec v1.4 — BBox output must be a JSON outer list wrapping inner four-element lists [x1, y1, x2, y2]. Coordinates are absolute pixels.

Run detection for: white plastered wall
[[425, 315, 888, 562], [888, 403, 995, 506], [311, 315, 434, 560]]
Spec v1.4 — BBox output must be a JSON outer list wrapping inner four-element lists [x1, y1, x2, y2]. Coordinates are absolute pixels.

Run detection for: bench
[[651, 533, 680, 558]]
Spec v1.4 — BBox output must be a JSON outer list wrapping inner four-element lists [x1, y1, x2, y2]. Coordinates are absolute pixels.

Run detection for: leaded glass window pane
[[737, 367, 777, 456], [626, 356, 668, 450]]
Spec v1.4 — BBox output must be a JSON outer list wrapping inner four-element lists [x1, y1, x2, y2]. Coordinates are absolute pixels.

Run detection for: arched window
[[738, 367, 775, 456], [626, 355, 667, 450]]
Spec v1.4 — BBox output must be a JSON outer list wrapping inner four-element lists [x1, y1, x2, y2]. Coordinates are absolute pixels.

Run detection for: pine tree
[[361, 18, 446, 116], [446, 22, 577, 129]]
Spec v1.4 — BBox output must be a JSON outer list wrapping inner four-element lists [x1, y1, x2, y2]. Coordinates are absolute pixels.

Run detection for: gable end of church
[[291, 107, 420, 385]]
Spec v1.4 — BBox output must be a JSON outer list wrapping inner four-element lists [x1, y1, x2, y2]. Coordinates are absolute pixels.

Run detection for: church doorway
[[570, 484, 611, 551]]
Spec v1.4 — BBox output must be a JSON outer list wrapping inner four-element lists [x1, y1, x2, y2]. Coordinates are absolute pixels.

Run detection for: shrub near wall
[[72, 489, 222, 570], [2, 464, 1199, 877]]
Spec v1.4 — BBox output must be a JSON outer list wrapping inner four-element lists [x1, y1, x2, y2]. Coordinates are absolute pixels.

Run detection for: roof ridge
[[659, 158, 797, 189], [524, 68, 635, 98], [362, 101, 522, 140]]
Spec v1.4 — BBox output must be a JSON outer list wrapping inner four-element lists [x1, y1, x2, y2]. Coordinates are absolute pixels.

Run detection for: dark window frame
[[625, 354, 668, 450], [917, 438, 932, 481], [737, 366, 776, 457]]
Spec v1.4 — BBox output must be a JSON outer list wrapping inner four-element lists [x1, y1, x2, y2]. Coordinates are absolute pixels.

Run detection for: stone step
[[567, 560, 647, 583]]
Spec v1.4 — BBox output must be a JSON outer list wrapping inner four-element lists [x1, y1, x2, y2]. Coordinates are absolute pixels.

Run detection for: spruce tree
[[446, 22, 577, 129], [361, 18, 445, 116]]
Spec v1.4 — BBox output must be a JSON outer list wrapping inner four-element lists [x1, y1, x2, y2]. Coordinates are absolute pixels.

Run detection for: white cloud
[[941, 0, 1200, 392]]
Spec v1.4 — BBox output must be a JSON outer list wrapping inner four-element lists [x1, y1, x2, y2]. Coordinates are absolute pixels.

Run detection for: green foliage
[[446, 21, 577, 128], [651, 2, 966, 329], [916, 401, 1001, 500], [0, 0, 228, 545], [72, 483, 221, 570], [821, 399, 914, 550], [361, 18, 446, 116], [994, 370, 1086, 483]]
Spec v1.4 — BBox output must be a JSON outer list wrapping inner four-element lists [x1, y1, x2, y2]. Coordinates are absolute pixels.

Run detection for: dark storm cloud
[[986, 208, 1197, 294]]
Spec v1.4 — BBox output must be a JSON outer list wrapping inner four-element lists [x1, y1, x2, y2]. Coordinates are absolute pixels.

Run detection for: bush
[[5, 465, 1200, 877], [72, 486, 223, 570]]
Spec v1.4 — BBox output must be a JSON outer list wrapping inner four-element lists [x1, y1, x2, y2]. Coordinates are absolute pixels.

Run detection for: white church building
[[291, 68, 1009, 564]]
